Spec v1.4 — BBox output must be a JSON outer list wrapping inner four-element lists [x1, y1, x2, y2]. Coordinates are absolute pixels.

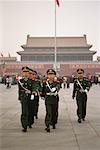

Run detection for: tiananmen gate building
[[0, 34, 100, 76]]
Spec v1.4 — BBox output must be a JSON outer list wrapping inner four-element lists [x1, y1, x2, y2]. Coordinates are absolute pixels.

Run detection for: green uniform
[[18, 78, 32, 129], [42, 80, 60, 128], [72, 78, 90, 120]]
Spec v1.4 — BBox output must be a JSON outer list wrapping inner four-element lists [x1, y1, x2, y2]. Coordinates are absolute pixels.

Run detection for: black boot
[[35, 115, 38, 119], [22, 128, 27, 132], [45, 127, 50, 132], [52, 125, 56, 129], [29, 125, 32, 128], [78, 118, 81, 123], [82, 118, 85, 121]]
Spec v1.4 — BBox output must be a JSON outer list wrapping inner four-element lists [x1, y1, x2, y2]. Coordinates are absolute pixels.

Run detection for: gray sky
[[0, 0, 100, 60]]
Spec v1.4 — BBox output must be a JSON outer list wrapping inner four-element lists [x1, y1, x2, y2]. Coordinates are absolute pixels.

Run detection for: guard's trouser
[[33, 96, 39, 117], [45, 101, 58, 128], [28, 100, 34, 126], [76, 93, 87, 119], [55, 95, 59, 124], [21, 101, 29, 129]]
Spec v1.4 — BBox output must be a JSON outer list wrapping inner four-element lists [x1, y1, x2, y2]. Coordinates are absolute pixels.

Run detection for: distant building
[[0, 35, 100, 76], [0, 56, 17, 76], [17, 34, 96, 62], [0, 57, 17, 62]]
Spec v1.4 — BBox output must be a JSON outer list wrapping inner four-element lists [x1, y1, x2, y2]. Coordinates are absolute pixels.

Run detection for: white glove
[[54, 91, 58, 96], [30, 94, 34, 100], [85, 89, 88, 93], [51, 87, 56, 92]]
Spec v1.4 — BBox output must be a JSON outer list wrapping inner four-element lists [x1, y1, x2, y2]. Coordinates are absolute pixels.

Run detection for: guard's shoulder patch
[[42, 79, 46, 83], [35, 79, 41, 82], [54, 80, 60, 84]]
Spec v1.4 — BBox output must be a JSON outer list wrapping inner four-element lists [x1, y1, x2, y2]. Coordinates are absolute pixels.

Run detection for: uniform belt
[[46, 93, 56, 96], [20, 90, 30, 94], [20, 90, 25, 92], [79, 89, 85, 93]]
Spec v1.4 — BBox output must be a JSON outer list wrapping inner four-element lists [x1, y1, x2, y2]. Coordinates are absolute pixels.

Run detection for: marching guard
[[72, 69, 90, 123], [42, 69, 60, 132], [18, 66, 32, 132], [28, 68, 42, 128]]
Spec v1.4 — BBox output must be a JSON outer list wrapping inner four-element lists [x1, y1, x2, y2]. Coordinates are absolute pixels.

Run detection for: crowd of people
[[17, 66, 91, 133]]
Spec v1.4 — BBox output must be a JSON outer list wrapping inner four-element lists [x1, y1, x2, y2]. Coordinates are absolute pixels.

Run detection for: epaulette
[[35, 79, 40, 82], [42, 79, 47, 83], [84, 78, 89, 81], [54, 80, 60, 83]]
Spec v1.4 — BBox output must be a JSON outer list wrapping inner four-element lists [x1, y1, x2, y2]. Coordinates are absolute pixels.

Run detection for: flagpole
[[54, 0, 57, 72]]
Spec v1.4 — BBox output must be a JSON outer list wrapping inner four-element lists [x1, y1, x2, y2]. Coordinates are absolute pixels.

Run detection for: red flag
[[55, 0, 60, 7], [1, 53, 3, 57]]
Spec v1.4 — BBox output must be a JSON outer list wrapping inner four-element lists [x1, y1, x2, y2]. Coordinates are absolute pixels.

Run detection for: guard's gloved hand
[[85, 89, 88, 93], [51, 87, 56, 92], [54, 91, 58, 96], [30, 94, 34, 100]]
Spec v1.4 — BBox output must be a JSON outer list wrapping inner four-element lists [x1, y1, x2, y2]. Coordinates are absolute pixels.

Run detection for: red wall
[[0, 63, 100, 76]]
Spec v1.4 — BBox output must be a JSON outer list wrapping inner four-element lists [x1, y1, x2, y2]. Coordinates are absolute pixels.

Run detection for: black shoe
[[45, 128, 50, 132], [35, 115, 38, 119], [29, 125, 32, 128], [82, 118, 85, 121], [78, 119, 81, 123], [22, 128, 27, 132], [52, 125, 56, 129]]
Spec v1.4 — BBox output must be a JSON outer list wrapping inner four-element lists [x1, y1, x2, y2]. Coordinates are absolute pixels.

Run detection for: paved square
[[0, 84, 100, 150]]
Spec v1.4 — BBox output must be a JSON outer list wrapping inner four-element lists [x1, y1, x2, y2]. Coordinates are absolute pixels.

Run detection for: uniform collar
[[23, 77, 28, 81]]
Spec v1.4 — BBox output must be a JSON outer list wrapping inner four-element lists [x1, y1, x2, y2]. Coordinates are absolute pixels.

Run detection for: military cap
[[29, 68, 37, 75], [33, 70, 37, 75], [28, 68, 33, 74], [47, 69, 56, 75], [22, 66, 29, 72], [77, 68, 84, 73]]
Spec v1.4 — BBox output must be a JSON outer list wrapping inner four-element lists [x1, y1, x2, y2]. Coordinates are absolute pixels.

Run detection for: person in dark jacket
[[18, 66, 32, 132], [72, 69, 90, 123], [42, 69, 60, 132]]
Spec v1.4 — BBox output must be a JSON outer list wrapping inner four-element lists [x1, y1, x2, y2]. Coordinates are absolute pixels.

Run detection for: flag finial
[[55, 0, 60, 7]]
